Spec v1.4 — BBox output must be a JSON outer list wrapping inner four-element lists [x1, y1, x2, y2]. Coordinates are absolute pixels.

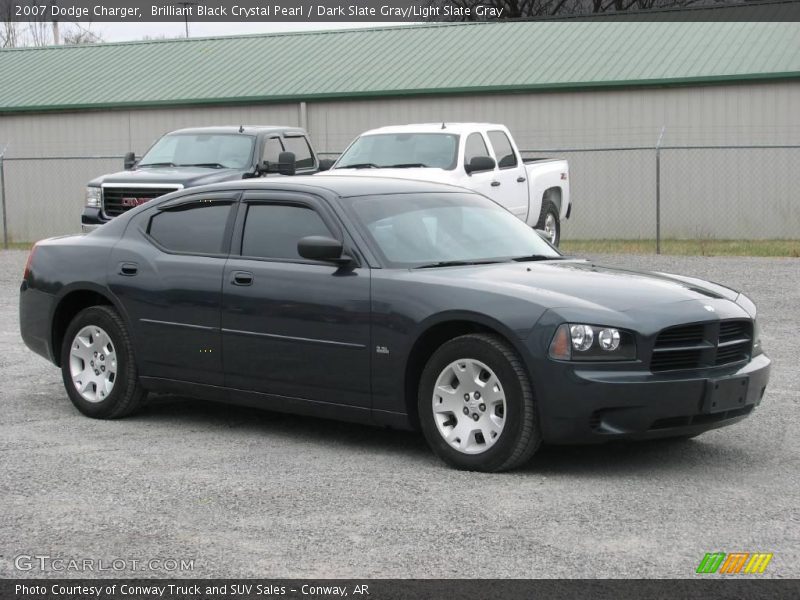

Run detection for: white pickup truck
[[324, 123, 571, 245]]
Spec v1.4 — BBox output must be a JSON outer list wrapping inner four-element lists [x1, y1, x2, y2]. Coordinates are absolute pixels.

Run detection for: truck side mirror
[[318, 158, 335, 172], [465, 156, 496, 175], [278, 151, 296, 176], [123, 152, 136, 170]]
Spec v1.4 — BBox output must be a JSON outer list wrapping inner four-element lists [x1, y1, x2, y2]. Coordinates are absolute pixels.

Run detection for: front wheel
[[61, 305, 146, 419], [418, 334, 541, 472], [536, 199, 561, 247]]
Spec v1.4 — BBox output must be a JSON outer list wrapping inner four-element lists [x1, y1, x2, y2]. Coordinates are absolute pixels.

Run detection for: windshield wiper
[[179, 163, 226, 168], [336, 163, 380, 169], [414, 259, 507, 269], [386, 163, 429, 168], [138, 162, 176, 167], [511, 254, 564, 262]]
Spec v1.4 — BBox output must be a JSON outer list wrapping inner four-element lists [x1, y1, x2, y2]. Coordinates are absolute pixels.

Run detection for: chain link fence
[[0, 146, 798, 250], [522, 145, 800, 251]]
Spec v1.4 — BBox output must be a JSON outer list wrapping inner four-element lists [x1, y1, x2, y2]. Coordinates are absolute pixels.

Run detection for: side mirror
[[298, 236, 350, 264], [465, 155, 495, 175], [318, 158, 335, 172], [123, 152, 136, 170], [278, 151, 296, 176]]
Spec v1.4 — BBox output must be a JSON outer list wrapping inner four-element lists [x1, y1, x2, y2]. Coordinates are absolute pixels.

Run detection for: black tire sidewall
[[418, 336, 532, 471], [60, 306, 135, 419]]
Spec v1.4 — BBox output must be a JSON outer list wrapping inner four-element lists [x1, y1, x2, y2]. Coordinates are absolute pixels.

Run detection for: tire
[[418, 334, 541, 472], [535, 198, 561, 247], [60, 305, 146, 419]]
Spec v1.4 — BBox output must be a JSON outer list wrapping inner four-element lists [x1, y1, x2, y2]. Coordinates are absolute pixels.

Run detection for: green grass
[[1, 241, 35, 251], [560, 239, 800, 257]]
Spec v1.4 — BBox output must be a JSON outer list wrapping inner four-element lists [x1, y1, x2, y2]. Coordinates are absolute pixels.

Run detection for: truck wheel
[[536, 199, 560, 246], [418, 334, 541, 472], [60, 306, 146, 419]]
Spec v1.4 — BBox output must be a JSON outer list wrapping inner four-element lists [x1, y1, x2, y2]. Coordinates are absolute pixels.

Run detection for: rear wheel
[[418, 334, 540, 472], [536, 198, 560, 246], [61, 306, 146, 419]]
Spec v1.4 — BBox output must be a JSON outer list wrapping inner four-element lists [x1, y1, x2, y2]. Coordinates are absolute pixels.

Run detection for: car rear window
[[148, 202, 232, 254]]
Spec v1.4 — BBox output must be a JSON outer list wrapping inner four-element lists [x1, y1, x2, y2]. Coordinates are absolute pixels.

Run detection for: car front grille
[[102, 186, 180, 217], [650, 319, 752, 372]]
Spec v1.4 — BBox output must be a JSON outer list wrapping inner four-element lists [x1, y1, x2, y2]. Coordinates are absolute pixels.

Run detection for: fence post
[[0, 147, 7, 249], [655, 126, 665, 255]]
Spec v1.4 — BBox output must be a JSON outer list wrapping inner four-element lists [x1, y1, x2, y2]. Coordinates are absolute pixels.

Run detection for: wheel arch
[[543, 187, 562, 214], [403, 312, 534, 429], [51, 284, 129, 367]]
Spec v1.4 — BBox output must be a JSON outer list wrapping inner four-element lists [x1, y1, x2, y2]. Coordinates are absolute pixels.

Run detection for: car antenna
[[441, 122, 446, 129], [239, 125, 244, 133]]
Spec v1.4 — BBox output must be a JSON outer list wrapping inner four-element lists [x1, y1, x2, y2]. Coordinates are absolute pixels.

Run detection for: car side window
[[241, 203, 333, 260], [487, 131, 518, 169], [464, 133, 491, 166], [283, 136, 315, 169], [148, 201, 233, 254], [262, 137, 284, 164]]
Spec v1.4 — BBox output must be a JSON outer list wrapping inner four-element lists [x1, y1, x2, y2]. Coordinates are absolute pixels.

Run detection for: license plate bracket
[[703, 376, 749, 414]]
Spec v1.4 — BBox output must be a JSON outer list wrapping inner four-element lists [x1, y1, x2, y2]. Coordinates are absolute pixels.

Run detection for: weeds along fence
[[0, 146, 798, 250]]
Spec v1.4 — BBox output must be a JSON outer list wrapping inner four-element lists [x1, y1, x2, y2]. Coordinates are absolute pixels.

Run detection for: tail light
[[23, 244, 38, 281]]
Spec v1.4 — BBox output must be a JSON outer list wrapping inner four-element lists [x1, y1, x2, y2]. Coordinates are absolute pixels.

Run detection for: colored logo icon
[[696, 552, 773, 574]]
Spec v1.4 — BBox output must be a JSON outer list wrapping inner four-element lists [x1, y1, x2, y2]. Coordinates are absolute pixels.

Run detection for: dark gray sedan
[[19, 176, 771, 471]]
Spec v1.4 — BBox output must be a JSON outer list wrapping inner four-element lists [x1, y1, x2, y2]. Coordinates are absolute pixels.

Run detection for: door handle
[[232, 271, 253, 286], [491, 181, 501, 187], [119, 262, 138, 276], [517, 176, 526, 183]]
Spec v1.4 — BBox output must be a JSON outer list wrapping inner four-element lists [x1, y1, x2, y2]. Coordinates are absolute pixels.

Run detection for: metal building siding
[[1, 21, 799, 113]]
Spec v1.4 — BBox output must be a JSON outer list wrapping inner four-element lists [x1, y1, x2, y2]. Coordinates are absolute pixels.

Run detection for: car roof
[[197, 175, 474, 198], [167, 125, 306, 136], [357, 123, 508, 136]]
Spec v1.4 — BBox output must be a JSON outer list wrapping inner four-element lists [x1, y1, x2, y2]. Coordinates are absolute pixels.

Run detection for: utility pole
[[176, 2, 196, 38]]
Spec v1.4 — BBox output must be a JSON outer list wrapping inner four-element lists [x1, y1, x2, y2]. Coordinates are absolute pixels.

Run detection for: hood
[[325, 167, 452, 181], [88, 166, 246, 187], [413, 260, 742, 314]]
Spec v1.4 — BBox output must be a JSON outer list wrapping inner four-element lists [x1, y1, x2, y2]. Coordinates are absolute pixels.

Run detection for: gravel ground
[[0, 249, 797, 579]]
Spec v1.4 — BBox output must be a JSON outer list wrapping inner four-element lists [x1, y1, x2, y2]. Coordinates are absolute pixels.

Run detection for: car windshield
[[139, 133, 255, 169], [336, 133, 459, 170], [343, 193, 561, 268]]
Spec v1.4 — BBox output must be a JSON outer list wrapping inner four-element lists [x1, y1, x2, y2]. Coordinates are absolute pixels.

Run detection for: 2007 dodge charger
[[19, 176, 771, 471]]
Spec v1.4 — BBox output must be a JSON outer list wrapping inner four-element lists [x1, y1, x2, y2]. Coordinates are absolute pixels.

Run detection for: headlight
[[752, 318, 763, 356], [549, 323, 636, 361], [85, 186, 102, 208]]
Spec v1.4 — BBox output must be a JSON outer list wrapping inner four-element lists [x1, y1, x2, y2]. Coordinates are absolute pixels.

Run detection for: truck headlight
[[549, 323, 636, 361], [752, 318, 763, 356], [85, 186, 101, 208]]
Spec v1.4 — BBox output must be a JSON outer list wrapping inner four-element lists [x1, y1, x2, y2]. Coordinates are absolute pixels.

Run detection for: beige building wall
[[1, 80, 798, 241]]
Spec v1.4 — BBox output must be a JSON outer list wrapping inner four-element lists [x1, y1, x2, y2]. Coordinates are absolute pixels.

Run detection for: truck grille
[[650, 320, 752, 372], [102, 186, 180, 217]]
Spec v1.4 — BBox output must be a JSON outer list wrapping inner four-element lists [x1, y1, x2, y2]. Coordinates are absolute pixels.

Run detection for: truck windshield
[[139, 134, 255, 169], [342, 192, 561, 268], [336, 133, 459, 170]]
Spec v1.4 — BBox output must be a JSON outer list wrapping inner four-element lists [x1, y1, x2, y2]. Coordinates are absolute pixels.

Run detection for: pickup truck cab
[[82, 125, 321, 232], [325, 123, 570, 245]]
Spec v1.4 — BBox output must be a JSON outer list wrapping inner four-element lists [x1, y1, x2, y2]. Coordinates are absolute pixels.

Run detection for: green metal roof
[[1, 20, 799, 113]]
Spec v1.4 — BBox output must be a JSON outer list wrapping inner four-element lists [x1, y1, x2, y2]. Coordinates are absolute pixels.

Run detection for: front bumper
[[81, 207, 110, 233], [536, 353, 771, 444]]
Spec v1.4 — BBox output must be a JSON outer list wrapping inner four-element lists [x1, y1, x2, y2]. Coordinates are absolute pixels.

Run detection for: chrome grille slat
[[102, 186, 179, 217]]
